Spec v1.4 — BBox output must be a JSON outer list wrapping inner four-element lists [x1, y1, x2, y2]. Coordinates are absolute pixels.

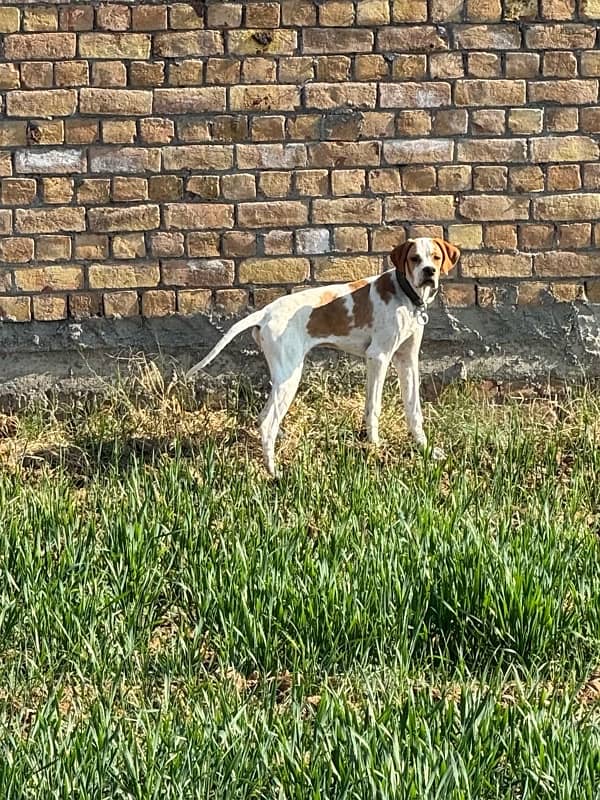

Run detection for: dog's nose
[[423, 266, 436, 277]]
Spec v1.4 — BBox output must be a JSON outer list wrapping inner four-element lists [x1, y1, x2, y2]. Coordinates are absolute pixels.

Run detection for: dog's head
[[390, 237, 460, 293]]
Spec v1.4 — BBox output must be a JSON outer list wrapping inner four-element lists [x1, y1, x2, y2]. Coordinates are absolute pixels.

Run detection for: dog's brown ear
[[390, 240, 413, 274], [434, 239, 461, 274]]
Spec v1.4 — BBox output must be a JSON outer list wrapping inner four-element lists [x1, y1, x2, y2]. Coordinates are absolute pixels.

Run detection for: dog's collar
[[396, 271, 435, 325]]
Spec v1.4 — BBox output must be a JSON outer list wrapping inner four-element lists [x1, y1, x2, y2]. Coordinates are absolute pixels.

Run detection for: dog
[[187, 237, 460, 475]]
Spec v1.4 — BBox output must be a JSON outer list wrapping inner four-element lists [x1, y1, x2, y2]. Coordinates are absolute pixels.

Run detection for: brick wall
[[0, 0, 600, 325]]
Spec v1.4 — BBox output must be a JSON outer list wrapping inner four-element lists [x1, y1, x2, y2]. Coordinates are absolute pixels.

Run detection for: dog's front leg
[[393, 343, 445, 460], [364, 354, 390, 445]]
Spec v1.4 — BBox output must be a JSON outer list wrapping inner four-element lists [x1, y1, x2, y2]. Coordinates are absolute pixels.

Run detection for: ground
[[1, 360, 600, 798]]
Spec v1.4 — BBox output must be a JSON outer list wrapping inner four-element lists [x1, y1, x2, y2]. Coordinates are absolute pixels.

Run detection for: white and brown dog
[[187, 237, 460, 475]]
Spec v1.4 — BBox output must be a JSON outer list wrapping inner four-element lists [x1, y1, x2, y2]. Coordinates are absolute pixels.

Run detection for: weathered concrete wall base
[[0, 302, 599, 408]]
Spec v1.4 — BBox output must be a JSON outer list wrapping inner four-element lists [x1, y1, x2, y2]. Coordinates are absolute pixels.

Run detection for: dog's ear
[[434, 239, 461, 274], [390, 240, 413, 273]]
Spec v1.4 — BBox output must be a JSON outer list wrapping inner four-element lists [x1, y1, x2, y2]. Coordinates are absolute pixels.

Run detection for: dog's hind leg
[[257, 334, 304, 476], [363, 353, 390, 446]]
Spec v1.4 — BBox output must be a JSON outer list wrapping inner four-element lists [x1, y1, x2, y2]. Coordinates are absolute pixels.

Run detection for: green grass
[[1, 363, 600, 798]]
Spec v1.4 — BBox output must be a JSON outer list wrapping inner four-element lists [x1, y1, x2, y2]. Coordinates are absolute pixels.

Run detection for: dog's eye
[[410, 255, 421, 264]]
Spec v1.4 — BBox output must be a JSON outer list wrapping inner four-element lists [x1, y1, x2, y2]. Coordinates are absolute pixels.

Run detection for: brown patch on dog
[[390, 240, 415, 276], [433, 238, 461, 274], [307, 291, 351, 337], [351, 282, 373, 329], [375, 271, 396, 304]]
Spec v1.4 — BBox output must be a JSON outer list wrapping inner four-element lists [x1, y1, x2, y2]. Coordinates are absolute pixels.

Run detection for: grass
[[0, 358, 600, 798]]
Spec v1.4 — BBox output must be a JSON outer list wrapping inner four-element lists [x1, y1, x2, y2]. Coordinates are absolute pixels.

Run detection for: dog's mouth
[[420, 277, 437, 288]]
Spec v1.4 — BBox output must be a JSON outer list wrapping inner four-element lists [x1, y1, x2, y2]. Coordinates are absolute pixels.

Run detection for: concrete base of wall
[[0, 303, 599, 407]]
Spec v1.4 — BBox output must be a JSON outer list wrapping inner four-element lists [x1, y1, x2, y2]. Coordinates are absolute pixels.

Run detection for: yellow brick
[[14, 266, 83, 292], [314, 255, 382, 282], [239, 258, 309, 284], [32, 295, 67, 321], [0, 7, 20, 32]]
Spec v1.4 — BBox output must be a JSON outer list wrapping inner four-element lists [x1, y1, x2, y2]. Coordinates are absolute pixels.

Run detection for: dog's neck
[[395, 269, 436, 309]]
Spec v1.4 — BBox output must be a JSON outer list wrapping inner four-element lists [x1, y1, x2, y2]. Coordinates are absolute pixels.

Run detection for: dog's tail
[[186, 308, 266, 380]]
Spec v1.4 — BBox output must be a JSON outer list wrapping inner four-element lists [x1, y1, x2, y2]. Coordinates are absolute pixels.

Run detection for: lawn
[[1, 361, 600, 799]]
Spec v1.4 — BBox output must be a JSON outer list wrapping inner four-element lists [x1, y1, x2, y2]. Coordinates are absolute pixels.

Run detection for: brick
[[206, 2, 242, 27], [177, 290, 212, 315], [542, 0, 575, 17], [5, 34, 76, 60], [384, 139, 453, 164], [92, 61, 127, 88], [228, 30, 296, 55], [169, 3, 205, 29], [0, 297, 30, 322], [19, 148, 78, 178], [529, 81, 598, 104], [392, 0, 428, 21], [15, 207, 86, 234], [113, 233, 146, 259], [246, 2, 280, 26], [253, 288, 287, 308], [222, 174, 256, 200], [442, 284, 477, 307], [430, 53, 464, 79], [308, 141, 380, 168], [460, 195, 529, 221], [33, 296, 67, 321], [305, 83, 377, 110], [468, 107, 505, 134], [313, 198, 381, 224], [132, 5, 167, 30], [186, 176, 220, 200], [0, 210, 11, 235], [282, 0, 316, 25], [238, 201, 308, 228], [368, 168, 401, 194], [69, 293, 102, 319], [454, 25, 521, 48], [130, 61, 165, 87], [279, 57, 314, 83], [543, 51, 578, 78], [466, 0, 501, 19], [251, 116, 286, 141], [14, 266, 83, 292], [380, 82, 451, 108], [461, 253, 532, 277], [508, 108, 543, 135], [187, 232, 221, 257], [230, 85, 300, 111], [448, 224, 483, 249], [392, 54, 427, 80], [303, 28, 373, 53], [455, 80, 525, 106], [43, 177, 73, 204], [521, 225, 554, 250], [264, 230, 293, 255], [75, 234, 108, 260], [259, 172, 292, 197], [0, 237, 34, 263], [96, 4, 130, 31], [139, 118, 174, 145], [164, 204, 233, 231], [88, 205, 160, 233], [314, 256, 381, 282], [0, 64, 19, 90], [378, 26, 448, 52], [65, 120, 99, 145], [205, 57, 240, 85], [89, 263, 160, 289], [558, 223, 591, 248], [89, 147, 160, 174], [0, 156, 11, 179], [296, 228, 331, 255], [532, 136, 598, 163], [331, 169, 366, 196], [468, 52, 501, 78], [79, 33, 150, 59], [154, 31, 222, 57], [36, 236, 71, 262], [506, 52, 540, 78], [295, 170, 329, 195], [112, 178, 148, 203], [162, 259, 235, 288], [385, 196, 455, 222], [223, 231, 256, 257], [80, 88, 152, 116], [510, 166, 545, 192], [141, 290, 175, 318], [484, 223, 517, 250], [547, 165, 581, 190], [473, 166, 507, 192], [525, 24, 597, 48], [6, 90, 77, 118], [242, 56, 277, 83], [60, 6, 93, 31], [153, 87, 226, 114], [55, 60, 89, 88], [0, 123, 27, 147], [334, 227, 368, 253], [319, 1, 354, 26], [535, 252, 600, 276], [102, 120, 135, 144], [77, 179, 110, 205], [505, 0, 537, 18], [149, 176, 182, 202], [355, 55, 389, 81], [357, 0, 390, 24], [150, 232, 184, 258], [0, 7, 20, 32], [104, 291, 139, 318], [402, 166, 436, 192], [237, 144, 306, 169], [215, 289, 249, 315], [239, 258, 309, 284], [1, 179, 37, 205], [534, 194, 600, 220], [21, 61, 53, 89], [457, 139, 526, 162], [163, 146, 233, 171], [584, 165, 600, 189]]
